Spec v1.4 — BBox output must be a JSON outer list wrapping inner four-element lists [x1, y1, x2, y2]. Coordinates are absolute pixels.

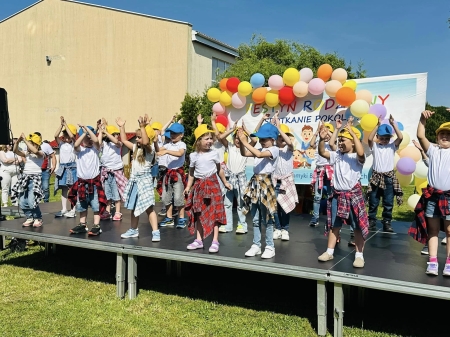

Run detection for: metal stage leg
[[116, 253, 126, 298], [166, 260, 172, 276], [334, 283, 344, 337], [52, 243, 57, 254], [44, 242, 50, 256], [317, 280, 327, 336], [176, 261, 182, 277], [0, 236, 5, 250], [128, 254, 137, 299]]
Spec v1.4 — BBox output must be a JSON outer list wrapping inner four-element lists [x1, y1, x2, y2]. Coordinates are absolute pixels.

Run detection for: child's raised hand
[[336, 119, 343, 129], [101, 117, 108, 126], [197, 114, 204, 124], [263, 112, 271, 119], [421, 110, 434, 120], [225, 182, 232, 191], [388, 114, 395, 125], [412, 140, 424, 152], [178, 118, 183, 124], [145, 114, 151, 125], [60, 116, 65, 125], [211, 112, 217, 122], [319, 125, 328, 140], [116, 117, 125, 127], [19, 133, 25, 141], [237, 128, 246, 141], [378, 116, 383, 126]]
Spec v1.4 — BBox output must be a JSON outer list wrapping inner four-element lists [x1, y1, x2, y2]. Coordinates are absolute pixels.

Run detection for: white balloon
[[407, 194, 421, 211], [299, 68, 314, 83], [414, 160, 428, 179]]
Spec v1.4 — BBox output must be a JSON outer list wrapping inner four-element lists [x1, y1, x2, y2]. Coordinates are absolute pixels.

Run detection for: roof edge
[[0, 0, 43, 24], [192, 30, 238, 57]]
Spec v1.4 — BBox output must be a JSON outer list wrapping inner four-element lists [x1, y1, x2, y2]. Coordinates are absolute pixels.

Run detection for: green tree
[[424, 103, 449, 143]]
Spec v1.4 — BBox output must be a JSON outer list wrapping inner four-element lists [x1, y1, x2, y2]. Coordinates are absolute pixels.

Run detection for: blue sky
[[2, 0, 449, 106]]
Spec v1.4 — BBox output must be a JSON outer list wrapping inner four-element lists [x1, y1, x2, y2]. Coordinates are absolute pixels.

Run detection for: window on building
[[212, 58, 231, 84]]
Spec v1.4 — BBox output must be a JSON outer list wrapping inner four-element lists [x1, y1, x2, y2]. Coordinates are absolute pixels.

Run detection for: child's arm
[[54, 116, 65, 143], [22, 133, 44, 157], [413, 140, 428, 161], [158, 147, 185, 158], [98, 123, 104, 147], [241, 120, 257, 146], [63, 118, 75, 141], [116, 117, 134, 151], [217, 163, 232, 190], [161, 115, 177, 143], [74, 127, 85, 152], [238, 130, 274, 159], [328, 119, 341, 151], [417, 110, 433, 153], [85, 124, 100, 151], [184, 167, 195, 195], [390, 115, 403, 147], [254, 113, 271, 132], [309, 122, 321, 149], [197, 114, 204, 127], [274, 115, 294, 152], [13, 135, 26, 158], [318, 126, 331, 160], [211, 112, 228, 147], [139, 114, 153, 153], [368, 117, 381, 150], [347, 124, 365, 164]]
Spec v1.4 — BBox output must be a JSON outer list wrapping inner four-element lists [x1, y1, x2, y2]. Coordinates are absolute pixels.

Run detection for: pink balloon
[[308, 78, 325, 95], [396, 157, 416, 175], [212, 102, 226, 115], [369, 104, 387, 120], [268, 75, 284, 90], [231, 93, 246, 109]]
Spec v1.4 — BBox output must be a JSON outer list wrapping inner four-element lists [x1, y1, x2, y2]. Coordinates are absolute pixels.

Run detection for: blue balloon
[[397, 122, 404, 131], [250, 73, 265, 88]]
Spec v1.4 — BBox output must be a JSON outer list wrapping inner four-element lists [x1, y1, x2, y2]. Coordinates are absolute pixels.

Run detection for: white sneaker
[[273, 229, 282, 240], [121, 228, 139, 238], [219, 226, 228, 233], [245, 244, 262, 257], [261, 246, 275, 259], [442, 237, 447, 245], [64, 209, 76, 218], [281, 229, 290, 241], [2, 203, 8, 208]]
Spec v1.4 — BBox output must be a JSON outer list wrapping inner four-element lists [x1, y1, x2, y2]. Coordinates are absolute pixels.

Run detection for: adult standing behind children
[[0, 143, 22, 207], [34, 132, 56, 203], [367, 115, 403, 233]]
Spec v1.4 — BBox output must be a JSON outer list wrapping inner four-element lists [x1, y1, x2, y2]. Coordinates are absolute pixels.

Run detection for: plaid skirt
[[185, 174, 226, 239]]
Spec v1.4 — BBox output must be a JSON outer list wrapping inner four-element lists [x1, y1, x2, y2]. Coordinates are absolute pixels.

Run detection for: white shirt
[[101, 141, 123, 170], [57, 139, 76, 164], [427, 145, 450, 191], [254, 146, 279, 174], [131, 144, 155, 175], [41, 142, 54, 156], [226, 143, 247, 174], [76, 145, 100, 179], [165, 141, 186, 169], [274, 146, 293, 176], [189, 150, 220, 179], [0, 150, 15, 168], [372, 142, 397, 173], [315, 140, 332, 167], [23, 152, 44, 175], [212, 141, 226, 163], [329, 151, 364, 191]]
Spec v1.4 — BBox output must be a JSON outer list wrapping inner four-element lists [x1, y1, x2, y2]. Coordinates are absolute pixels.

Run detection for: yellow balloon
[[219, 91, 232, 106], [395, 171, 413, 187], [265, 90, 279, 107], [238, 81, 252, 96], [398, 131, 410, 150], [207, 88, 221, 102], [360, 114, 378, 131], [283, 68, 300, 86], [416, 181, 428, 195], [407, 194, 421, 211], [350, 99, 369, 118], [343, 80, 357, 91]]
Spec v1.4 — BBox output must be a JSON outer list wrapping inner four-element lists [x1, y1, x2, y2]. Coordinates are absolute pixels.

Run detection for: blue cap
[[164, 131, 171, 138], [78, 125, 95, 137], [377, 124, 393, 136], [166, 122, 184, 134], [251, 123, 279, 140]]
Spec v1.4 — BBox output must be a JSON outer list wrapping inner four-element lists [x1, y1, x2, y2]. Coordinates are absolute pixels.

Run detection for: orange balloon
[[252, 87, 267, 104], [399, 146, 422, 162], [335, 87, 356, 107], [219, 78, 228, 92], [317, 64, 333, 81]]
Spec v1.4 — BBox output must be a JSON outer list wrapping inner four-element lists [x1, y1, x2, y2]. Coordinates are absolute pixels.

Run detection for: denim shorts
[[425, 195, 450, 220], [103, 172, 120, 201], [330, 193, 360, 230], [76, 185, 100, 212]]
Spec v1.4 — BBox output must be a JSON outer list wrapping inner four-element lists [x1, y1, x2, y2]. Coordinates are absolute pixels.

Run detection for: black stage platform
[[0, 202, 449, 337]]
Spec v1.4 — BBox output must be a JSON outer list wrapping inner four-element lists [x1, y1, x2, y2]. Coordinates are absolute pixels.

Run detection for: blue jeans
[[103, 172, 120, 201], [330, 193, 359, 230], [368, 176, 394, 222], [251, 201, 274, 248], [19, 179, 42, 219], [273, 180, 290, 231], [76, 185, 100, 212], [224, 186, 247, 231], [41, 169, 50, 202], [311, 175, 331, 223]]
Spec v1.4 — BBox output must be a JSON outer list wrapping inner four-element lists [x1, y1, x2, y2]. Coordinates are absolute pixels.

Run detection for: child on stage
[[367, 115, 403, 232], [184, 124, 231, 252], [409, 111, 450, 276], [317, 118, 369, 268]]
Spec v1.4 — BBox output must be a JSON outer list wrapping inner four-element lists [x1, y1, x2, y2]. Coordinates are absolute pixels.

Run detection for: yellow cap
[[106, 125, 120, 135], [63, 124, 77, 135], [151, 122, 163, 130], [144, 125, 157, 142], [338, 127, 361, 141], [26, 133, 42, 146], [279, 124, 293, 136], [436, 122, 450, 135], [324, 122, 334, 133], [194, 124, 214, 142], [216, 123, 226, 133]]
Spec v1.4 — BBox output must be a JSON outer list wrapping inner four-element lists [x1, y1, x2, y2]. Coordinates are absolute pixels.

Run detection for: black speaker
[[0, 88, 11, 145]]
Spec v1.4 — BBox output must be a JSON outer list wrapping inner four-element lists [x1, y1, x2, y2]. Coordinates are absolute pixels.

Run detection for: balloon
[[399, 145, 422, 162], [356, 89, 373, 104], [279, 86, 295, 105], [331, 68, 348, 84], [343, 80, 357, 91], [335, 87, 356, 106], [362, 130, 369, 144], [399, 131, 410, 150], [283, 68, 300, 86], [414, 176, 427, 187], [416, 181, 428, 196], [414, 160, 428, 179], [360, 114, 378, 131], [250, 73, 265, 88], [396, 157, 416, 175], [219, 90, 232, 106], [407, 194, 421, 211], [219, 78, 228, 91], [350, 99, 370, 118], [293, 81, 309, 97], [207, 88, 221, 103], [325, 80, 342, 98], [268, 75, 284, 90], [216, 114, 229, 127], [212, 102, 226, 115], [396, 171, 413, 188], [299, 68, 314, 83], [308, 78, 326, 95], [252, 87, 267, 104], [238, 81, 252, 96], [397, 122, 404, 131], [226, 77, 240, 93], [317, 64, 333, 81], [231, 93, 246, 109], [265, 90, 279, 107], [369, 104, 387, 120]]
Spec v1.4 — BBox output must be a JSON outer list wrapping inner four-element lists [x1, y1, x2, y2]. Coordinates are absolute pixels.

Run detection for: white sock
[[61, 187, 68, 211], [326, 248, 334, 255], [355, 252, 364, 260]]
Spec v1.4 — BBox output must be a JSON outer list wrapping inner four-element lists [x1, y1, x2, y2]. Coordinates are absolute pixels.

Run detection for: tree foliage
[[424, 103, 449, 143]]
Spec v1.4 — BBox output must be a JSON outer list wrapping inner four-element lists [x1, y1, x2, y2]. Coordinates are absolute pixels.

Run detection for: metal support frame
[[334, 283, 344, 337], [166, 260, 172, 276], [1, 235, 5, 250], [317, 280, 327, 336], [128, 254, 137, 299], [116, 253, 126, 298], [176, 261, 182, 277]]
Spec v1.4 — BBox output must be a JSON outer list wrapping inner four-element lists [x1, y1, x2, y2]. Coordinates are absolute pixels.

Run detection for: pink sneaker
[[187, 239, 203, 250], [112, 212, 122, 221], [209, 241, 220, 253], [100, 211, 111, 220]]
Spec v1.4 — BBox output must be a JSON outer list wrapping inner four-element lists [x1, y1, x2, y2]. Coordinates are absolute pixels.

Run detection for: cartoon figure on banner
[[299, 125, 314, 152], [303, 146, 316, 167], [293, 149, 308, 168]]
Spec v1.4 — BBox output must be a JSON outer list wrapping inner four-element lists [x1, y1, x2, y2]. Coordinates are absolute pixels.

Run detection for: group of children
[[10, 109, 450, 275]]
